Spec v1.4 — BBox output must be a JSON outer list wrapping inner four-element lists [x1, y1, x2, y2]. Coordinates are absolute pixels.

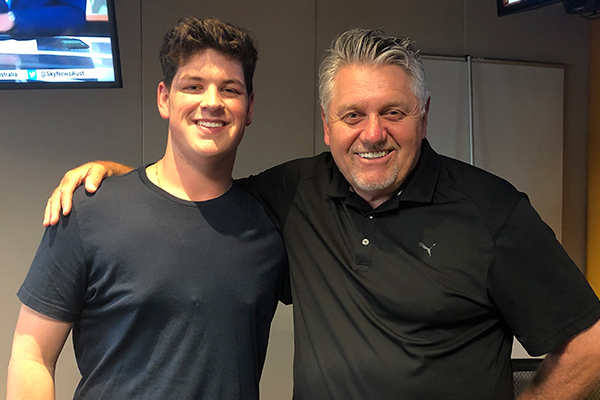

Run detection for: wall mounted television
[[0, 0, 121, 89], [497, 0, 562, 15]]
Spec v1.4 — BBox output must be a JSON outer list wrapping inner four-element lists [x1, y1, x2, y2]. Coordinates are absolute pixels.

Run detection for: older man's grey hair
[[318, 28, 430, 118]]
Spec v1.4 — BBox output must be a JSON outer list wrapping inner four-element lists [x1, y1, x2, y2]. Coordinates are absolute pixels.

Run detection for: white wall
[[1, 0, 591, 398]]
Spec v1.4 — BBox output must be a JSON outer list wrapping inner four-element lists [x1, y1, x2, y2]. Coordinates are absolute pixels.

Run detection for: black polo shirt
[[242, 139, 600, 400]]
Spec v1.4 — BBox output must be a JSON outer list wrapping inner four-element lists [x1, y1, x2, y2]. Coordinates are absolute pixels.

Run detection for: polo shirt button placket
[[353, 211, 376, 271], [362, 214, 374, 246]]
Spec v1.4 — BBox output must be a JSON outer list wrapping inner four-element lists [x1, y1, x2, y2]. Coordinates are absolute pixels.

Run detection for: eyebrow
[[179, 75, 245, 88], [336, 100, 413, 113]]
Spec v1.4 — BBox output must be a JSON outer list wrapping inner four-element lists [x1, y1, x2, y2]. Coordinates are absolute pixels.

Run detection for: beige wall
[[1, 1, 592, 398]]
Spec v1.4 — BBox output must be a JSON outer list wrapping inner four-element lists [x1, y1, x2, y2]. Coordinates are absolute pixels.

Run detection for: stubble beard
[[350, 162, 400, 192]]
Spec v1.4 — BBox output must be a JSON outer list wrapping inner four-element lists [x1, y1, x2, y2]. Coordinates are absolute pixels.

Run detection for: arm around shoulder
[[518, 317, 600, 400], [43, 160, 134, 227], [7, 304, 73, 400]]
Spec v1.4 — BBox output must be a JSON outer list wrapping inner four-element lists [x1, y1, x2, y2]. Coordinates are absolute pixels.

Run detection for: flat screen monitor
[[497, 0, 562, 15], [0, 0, 121, 89]]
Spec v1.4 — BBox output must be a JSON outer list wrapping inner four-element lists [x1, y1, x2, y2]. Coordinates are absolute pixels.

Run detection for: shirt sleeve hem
[[524, 305, 600, 356], [17, 286, 79, 323]]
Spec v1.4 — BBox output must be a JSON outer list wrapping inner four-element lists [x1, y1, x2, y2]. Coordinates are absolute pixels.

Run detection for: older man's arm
[[518, 318, 600, 400]]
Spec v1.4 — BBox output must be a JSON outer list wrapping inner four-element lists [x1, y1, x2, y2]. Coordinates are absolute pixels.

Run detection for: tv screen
[[497, 0, 562, 15], [0, 0, 121, 89]]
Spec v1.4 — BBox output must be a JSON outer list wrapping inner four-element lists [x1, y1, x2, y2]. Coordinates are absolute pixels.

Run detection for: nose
[[201, 85, 224, 111], [362, 114, 387, 145]]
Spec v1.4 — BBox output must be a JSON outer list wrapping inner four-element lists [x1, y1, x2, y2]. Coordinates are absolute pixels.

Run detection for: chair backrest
[[512, 358, 543, 398]]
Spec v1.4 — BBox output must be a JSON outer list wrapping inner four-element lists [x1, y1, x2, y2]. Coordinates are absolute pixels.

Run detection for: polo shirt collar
[[399, 138, 441, 204], [326, 138, 441, 206], [327, 162, 352, 199]]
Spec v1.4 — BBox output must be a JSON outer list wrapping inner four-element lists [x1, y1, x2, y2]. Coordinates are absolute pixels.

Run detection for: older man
[[42, 28, 600, 399]]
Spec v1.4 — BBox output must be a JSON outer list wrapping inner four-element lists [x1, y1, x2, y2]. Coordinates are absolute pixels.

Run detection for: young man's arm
[[43, 161, 133, 227], [518, 318, 600, 400], [7, 304, 73, 400]]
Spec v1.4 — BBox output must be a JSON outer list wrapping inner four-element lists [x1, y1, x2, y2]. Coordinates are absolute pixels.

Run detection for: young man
[[7, 17, 288, 400], [41, 29, 600, 399]]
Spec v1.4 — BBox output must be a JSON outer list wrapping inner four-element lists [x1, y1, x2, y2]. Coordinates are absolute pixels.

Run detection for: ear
[[321, 106, 331, 146], [157, 82, 170, 120], [420, 97, 431, 139], [245, 92, 254, 126]]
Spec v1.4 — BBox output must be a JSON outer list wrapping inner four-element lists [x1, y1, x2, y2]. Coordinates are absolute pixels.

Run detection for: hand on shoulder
[[43, 161, 133, 227]]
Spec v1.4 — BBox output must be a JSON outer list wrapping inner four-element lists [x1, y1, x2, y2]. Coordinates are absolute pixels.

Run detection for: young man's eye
[[222, 87, 241, 95], [184, 85, 202, 91]]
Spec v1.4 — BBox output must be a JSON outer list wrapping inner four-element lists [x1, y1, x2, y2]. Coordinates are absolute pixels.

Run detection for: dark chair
[[512, 358, 600, 399], [512, 358, 543, 398]]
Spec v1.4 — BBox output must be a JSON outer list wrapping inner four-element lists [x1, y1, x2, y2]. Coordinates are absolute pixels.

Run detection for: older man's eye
[[384, 109, 407, 121], [342, 112, 362, 124]]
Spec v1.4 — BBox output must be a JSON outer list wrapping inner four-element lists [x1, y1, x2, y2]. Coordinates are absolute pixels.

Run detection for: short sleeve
[[488, 198, 600, 356], [17, 208, 87, 323], [240, 168, 300, 232], [240, 154, 333, 232]]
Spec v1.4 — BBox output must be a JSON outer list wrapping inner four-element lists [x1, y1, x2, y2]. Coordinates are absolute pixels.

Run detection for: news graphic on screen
[[0, 0, 121, 89], [496, 0, 562, 15]]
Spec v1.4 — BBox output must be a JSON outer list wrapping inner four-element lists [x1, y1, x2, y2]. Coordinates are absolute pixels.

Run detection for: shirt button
[[368, 215, 374, 220], [362, 238, 370, 246]]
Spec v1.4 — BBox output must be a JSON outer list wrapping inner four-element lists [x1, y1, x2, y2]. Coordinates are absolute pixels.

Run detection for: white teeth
[[358, 151, 388, 159], [196, 121, 225, 128]]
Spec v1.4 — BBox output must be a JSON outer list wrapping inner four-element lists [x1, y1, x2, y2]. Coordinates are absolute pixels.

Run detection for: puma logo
[[419, 242, 436, 257]]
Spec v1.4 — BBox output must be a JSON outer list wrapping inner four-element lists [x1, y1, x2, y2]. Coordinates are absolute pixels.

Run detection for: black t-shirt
[[241, 139, 600, 400], [19, 166, 289, 399]]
